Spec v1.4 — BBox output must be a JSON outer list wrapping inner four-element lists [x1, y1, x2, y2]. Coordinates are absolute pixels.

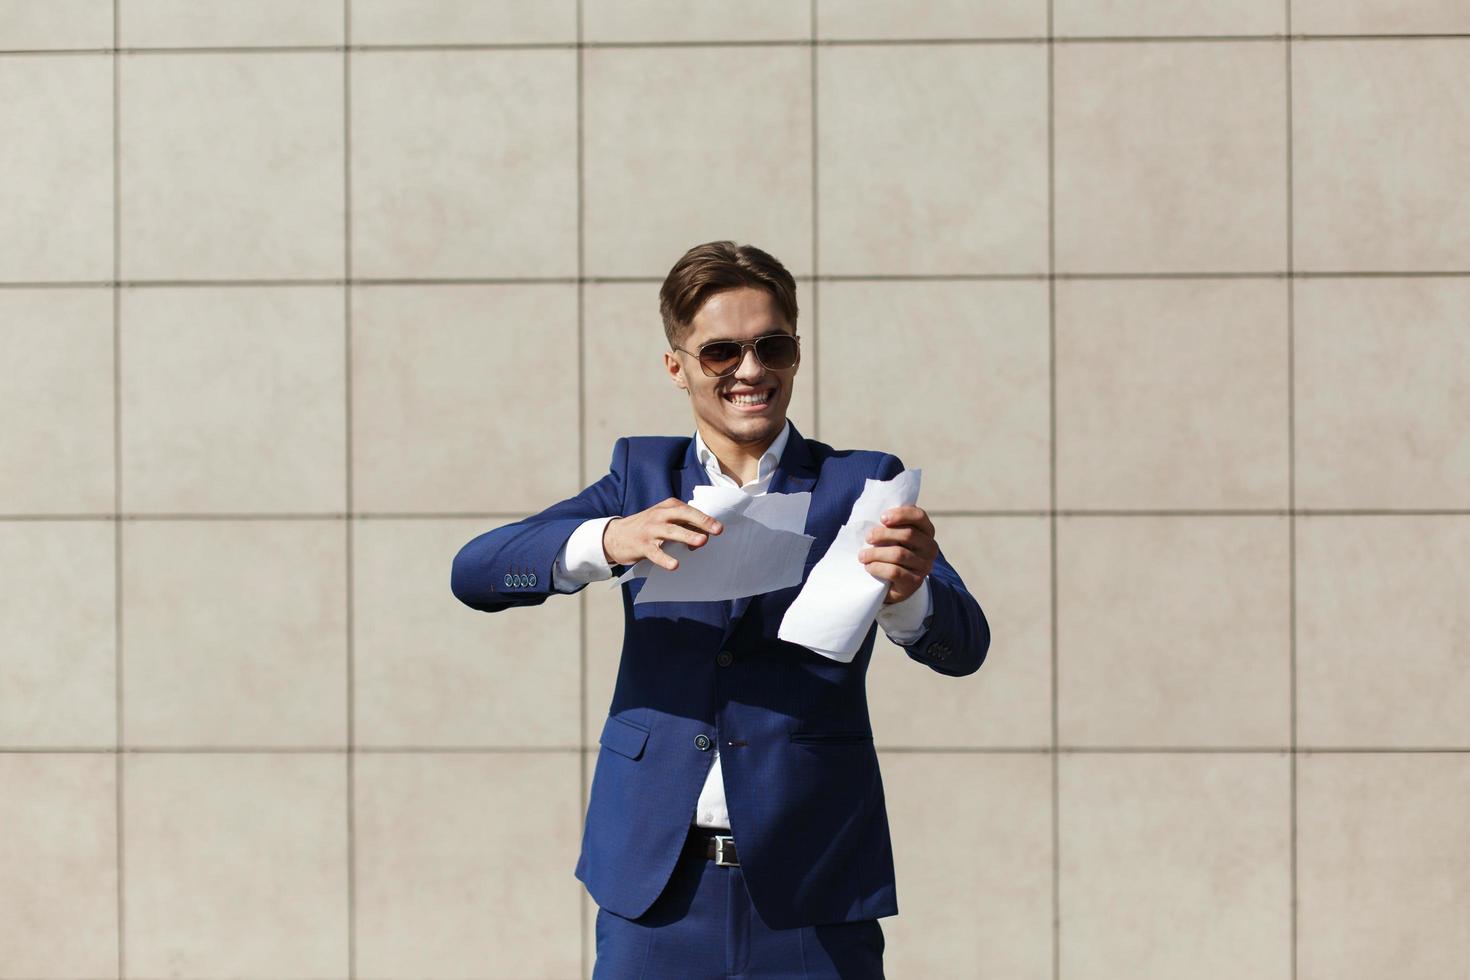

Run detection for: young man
[[451, 241, 989, 978]]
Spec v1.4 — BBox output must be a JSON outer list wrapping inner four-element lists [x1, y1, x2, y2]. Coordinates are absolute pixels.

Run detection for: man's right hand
[[602, 498, 723, 570]]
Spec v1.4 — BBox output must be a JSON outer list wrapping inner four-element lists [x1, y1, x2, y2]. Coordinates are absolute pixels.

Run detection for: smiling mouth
[[723, 388, 774, 409]]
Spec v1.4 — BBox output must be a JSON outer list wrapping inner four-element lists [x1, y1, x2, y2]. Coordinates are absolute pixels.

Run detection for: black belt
[[688, 824, 740, 866]]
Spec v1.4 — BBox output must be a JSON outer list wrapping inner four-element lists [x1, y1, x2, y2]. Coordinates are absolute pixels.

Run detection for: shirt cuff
[[550, 516, 617, 593], [876, 576, 933, 646]]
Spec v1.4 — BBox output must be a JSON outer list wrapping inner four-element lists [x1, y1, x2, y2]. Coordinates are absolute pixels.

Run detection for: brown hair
[[659, 241, 799, 349]]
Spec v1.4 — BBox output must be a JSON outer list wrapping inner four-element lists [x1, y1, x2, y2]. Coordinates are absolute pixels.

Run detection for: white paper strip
[[777, 468, 922, 662], [614, 489, 815, 605]]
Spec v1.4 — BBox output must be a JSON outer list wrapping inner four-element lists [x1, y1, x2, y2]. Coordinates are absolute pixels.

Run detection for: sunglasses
[[672, 333, 801, 378]]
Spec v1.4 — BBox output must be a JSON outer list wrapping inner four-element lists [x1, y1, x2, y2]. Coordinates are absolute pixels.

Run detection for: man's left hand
[[858, 505, 937, 604]]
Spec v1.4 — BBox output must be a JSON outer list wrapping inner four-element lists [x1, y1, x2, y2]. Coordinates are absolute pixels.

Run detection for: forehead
[[685, 287, 794, 345]]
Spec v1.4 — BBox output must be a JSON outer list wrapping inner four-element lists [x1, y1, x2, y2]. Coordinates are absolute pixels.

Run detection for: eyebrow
[[699, 329, 791, 345]]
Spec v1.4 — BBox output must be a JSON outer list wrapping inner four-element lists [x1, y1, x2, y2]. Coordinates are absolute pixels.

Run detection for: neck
[[697, 421, 782, 486]]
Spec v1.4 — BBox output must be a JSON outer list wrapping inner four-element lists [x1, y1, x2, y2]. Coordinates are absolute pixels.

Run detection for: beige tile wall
[[2, 2, 1467, 978]]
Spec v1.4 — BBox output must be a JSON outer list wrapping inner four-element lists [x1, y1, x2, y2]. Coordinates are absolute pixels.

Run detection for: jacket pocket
[[788, 730, 874, 745], [599, 715, 650, 760]]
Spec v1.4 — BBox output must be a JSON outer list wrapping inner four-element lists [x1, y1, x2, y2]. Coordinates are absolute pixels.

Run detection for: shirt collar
[[693, 418, 792, 488]]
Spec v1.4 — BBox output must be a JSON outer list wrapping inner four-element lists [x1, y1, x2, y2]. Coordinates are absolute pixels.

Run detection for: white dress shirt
[[551, 420, 933, 829]]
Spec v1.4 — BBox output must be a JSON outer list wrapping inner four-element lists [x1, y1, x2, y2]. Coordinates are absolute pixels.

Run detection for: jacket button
[[716, 650, 733, 667], [503, 573, 513, 588], [694, 733, 712, 751], [528, 572, 537, 587]]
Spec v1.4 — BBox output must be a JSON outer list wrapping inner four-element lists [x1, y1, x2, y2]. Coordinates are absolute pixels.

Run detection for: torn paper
[[616, 489, 815, 604], [777, 468, 922, 662]]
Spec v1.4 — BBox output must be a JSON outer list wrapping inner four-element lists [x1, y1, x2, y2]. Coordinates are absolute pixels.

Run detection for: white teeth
[[727, 391, 771, 406]]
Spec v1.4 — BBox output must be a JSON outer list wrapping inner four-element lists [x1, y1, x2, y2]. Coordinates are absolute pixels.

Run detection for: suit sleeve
[[450, 438, 629, 613], [876, 453, 990, 677]]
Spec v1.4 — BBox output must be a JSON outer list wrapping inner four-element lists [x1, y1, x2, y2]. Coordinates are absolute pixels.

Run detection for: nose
[[732, 345, 765, 384]]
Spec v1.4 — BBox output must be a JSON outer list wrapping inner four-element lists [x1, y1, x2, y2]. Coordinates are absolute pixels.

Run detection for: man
[[451, 241, 989, 978]]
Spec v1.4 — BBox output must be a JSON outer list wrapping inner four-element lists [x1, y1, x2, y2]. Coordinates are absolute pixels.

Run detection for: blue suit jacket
[[449, 422, 989, 929]]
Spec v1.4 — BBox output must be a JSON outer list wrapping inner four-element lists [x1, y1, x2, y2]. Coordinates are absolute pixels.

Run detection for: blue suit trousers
[[592, 825, 886, 979]]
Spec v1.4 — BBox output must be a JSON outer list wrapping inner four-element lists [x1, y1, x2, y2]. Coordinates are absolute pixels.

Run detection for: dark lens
[[697, 341, 742, 375], [755, 335, 798, 369]]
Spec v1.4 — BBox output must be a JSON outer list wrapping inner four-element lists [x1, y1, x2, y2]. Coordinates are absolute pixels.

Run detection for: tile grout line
[[111, 0, 126, 975], [1046, 4, 1060, 980], [343, 2, 357, 978], [7, 744, 1468, 755], [3, 32, 1470, 57], [810, 0, 820, 440], [8, 269, 1470, 289], [575, 2, 589, 976], [7, 507, 1469, 525], [1285, 3, 1299, 978]]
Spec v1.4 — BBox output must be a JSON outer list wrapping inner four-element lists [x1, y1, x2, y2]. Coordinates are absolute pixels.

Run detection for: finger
[[863, 561, 921, 595], [858, 525, 929, 549], [865, 524, 913, 545], [671, 504, 723, 535], [647, 541, 679, 571], [658, 523, 709, 549], [882, 505, 935, 538], [883, 580, 918, 603], [864, 524, 939, 559], [858, 545, 931, 574]]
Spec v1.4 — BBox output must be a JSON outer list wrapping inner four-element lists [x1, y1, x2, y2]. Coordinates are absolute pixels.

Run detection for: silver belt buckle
[[712, 834, 739, 867]]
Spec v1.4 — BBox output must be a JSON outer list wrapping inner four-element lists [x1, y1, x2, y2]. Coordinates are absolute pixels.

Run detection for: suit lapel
[[677, 435, 710, 501], [671, 436, 726, 632]]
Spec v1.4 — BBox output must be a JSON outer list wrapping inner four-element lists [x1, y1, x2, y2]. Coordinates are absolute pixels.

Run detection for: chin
[[701, 408, 776, 440], [730, 411, 786, 439]]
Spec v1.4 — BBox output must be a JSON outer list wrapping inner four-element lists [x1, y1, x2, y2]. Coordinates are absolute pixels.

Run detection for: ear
[[663, 350, 689, 393]]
